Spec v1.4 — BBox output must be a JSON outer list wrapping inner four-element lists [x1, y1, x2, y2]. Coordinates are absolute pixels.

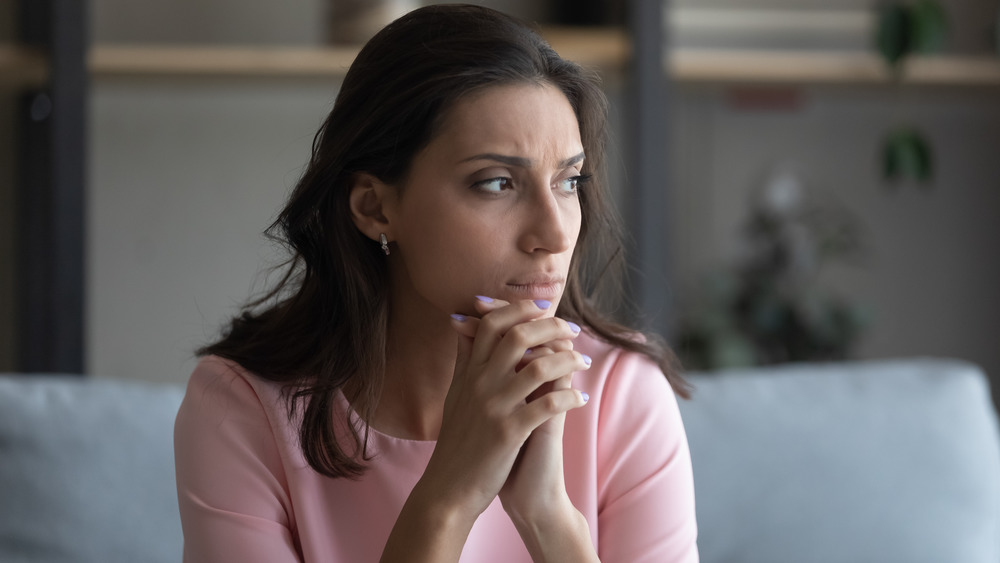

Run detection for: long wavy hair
[[201, 4, 689, 478]]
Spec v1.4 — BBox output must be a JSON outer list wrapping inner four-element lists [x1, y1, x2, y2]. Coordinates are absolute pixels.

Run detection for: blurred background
[[2, 0, 999, 404]]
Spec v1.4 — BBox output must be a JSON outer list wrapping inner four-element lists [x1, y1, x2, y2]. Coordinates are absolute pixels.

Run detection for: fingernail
[[581, 391, 590, 403], [567, 321, 581, 334], [475, 295, 494, 303], [581, 354, 592, 367], [533, 299, 552, 310], [450, 314, 467, 322], [524, 348, 533, 356]]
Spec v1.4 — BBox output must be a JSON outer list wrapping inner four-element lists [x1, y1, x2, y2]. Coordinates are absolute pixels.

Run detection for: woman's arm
[[174, 358, 302, 563], [505, 493, 600, 562], [377, 476, 477, 562], [595, 351, 699, 563]]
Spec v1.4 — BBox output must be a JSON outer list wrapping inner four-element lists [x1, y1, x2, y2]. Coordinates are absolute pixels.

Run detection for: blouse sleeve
[[595, 351, 699, 563], [174, 357, 302, 563]]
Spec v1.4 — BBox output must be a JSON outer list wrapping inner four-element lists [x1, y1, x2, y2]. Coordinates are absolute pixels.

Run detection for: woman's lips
[[504, 278, 564, 300]]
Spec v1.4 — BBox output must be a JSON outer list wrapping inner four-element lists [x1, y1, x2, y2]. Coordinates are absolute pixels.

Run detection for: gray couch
[[1, 358, 998, 562]]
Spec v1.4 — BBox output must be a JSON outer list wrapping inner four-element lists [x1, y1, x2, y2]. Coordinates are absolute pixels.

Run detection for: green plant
[[882, 127, 933, 184], [677, 172, 871, 371], [876, 0, 947, 184]]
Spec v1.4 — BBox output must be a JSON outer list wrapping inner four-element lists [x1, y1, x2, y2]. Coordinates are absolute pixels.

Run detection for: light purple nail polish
[[533, 299, 552, 309], [582, 354, 592, 366], [475, 295, 494, 303], [567, 321, 581, 334], [524, 348, 533, 356], [450, 314, 467, 322], [581, 391, 590, 403]]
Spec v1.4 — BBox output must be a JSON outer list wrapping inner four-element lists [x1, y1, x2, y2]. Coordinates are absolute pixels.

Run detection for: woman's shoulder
[[188, 354, 286, 391], [179, 355, 289, 428]]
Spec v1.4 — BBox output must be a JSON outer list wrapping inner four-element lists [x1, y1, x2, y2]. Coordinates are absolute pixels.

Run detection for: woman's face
[[385, 82, 585, 319]]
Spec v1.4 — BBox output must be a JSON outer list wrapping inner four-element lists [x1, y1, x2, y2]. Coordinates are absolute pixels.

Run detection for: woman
[[174, 4, 698, 562]]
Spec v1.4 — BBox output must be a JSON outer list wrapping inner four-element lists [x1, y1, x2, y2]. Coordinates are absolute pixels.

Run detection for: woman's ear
[[348, 172, 394, 241]]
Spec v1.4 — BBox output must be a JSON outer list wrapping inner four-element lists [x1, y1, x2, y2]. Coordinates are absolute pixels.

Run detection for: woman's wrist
[[507, 497, 599, 563], [380, 479, 478, 563]]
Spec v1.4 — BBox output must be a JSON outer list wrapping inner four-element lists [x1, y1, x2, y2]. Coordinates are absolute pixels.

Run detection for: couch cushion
[[680, 358, 1000, 563], [0, 375, 184, 563]]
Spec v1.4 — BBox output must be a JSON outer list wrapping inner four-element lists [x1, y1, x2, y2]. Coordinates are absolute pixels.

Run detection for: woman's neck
[[371, 295, 458, 441]]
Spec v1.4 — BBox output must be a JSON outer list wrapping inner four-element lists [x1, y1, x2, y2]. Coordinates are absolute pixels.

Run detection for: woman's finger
[[507, 349, 591, 402], [486, 315, 580, 374], [471, 295, 510, 313], [451, 315, 476, 386], [463, 300, 558, 372], [459, 297, 575, 354], [451, 305, 575, 378], [512, 387, 589, 435], [449, 313, 480, 340], [450, 314, 575, 383], [523, 337, 573, 356]]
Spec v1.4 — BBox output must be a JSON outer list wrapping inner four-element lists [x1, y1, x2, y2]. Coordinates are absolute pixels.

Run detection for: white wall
[[89, 79, 338, 383], [92, 0, 327, 44], [669, 0, 998, 53], [91, 0, 548, 45]]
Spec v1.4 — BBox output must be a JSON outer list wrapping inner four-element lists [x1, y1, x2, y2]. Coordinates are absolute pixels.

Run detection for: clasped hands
[[424, 296, 591, 531]]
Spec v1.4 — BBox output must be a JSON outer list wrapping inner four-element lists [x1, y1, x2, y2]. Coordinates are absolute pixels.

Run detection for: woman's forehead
[[429, 83, 584, 166]]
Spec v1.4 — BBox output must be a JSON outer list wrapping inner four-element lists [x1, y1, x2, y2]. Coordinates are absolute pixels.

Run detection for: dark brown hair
[[201, 4, 689, 478]]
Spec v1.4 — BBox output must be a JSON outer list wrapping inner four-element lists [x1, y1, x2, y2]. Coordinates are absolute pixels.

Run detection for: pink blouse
[[174, 332, 698, 562]]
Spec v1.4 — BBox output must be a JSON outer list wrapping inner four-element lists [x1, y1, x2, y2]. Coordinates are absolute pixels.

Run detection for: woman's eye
[[556, 174, 591, 193], [472, 177, 512, 193]]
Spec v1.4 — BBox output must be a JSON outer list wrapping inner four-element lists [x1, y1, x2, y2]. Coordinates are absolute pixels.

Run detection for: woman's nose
[[517, 185, 578, 255]]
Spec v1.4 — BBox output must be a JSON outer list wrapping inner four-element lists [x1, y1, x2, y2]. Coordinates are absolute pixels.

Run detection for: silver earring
[[379, 233, 390, 256]]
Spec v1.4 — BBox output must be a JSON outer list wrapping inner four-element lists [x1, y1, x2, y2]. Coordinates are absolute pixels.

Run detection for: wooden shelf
[[670, 49, 1000, 87], [13, 35, 1000, 88], [88, 27, 631, 79], [543, 26, 630, 70], [0, 45, 48, 89], [89, 45, 358, 78]]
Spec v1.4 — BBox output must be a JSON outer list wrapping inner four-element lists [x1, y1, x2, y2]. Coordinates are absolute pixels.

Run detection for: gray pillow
[[0, 374, 184, 563], [681, 358, 1000, 563]]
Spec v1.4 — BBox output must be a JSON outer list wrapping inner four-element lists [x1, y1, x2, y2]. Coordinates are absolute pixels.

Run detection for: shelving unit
[[86, 27, 630, 78], [8, 34, 1000, 87], [670, 50, 1000, 87], [79, 45, 1000, 87]]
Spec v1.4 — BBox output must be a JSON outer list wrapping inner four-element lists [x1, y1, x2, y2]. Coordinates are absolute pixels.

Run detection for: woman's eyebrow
[[459, 151, 585, 168], [560, 152, 585, 167]]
